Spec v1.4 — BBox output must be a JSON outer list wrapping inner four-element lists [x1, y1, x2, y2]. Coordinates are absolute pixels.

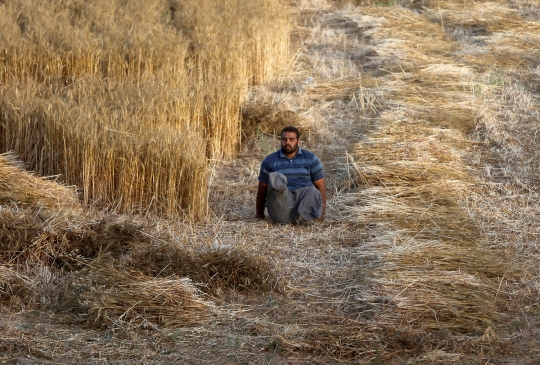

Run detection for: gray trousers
[[267, 172, 323, 224]]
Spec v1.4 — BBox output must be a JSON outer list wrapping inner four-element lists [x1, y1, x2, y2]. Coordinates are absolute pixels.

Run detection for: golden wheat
[[0, 0, 290, 219]]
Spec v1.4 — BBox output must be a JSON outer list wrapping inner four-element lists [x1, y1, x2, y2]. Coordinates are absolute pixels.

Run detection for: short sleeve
[[310, 155, 324, 182], [258, 158, 270, 184]]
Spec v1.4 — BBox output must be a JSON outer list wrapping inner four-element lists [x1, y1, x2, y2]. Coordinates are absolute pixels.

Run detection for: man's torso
[[258, 147, 324, 190]]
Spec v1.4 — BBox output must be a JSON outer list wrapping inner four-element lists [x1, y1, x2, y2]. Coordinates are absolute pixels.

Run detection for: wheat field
[[0, 0, 289, 219], [1, 0, 540, 363]]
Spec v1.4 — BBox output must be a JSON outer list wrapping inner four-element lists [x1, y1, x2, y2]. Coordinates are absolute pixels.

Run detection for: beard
[[281, 144, 298, 154]]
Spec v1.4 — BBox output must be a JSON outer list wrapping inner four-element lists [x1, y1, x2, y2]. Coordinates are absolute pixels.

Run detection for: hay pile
[[0, 266, 31, 306], [0, 155, 277, 331], [241, 102, 302, 142], [69, 268, 215, 329], [130, 242, 279, 295], [0, 153, 82, 265], [0, 152, 80, 213]]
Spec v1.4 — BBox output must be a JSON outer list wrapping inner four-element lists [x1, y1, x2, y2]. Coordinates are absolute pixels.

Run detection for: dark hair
[[281, 126, 300, 139]]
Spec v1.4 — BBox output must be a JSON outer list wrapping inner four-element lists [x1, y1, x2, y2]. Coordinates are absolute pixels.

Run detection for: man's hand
[[256, 182, 268, 220], [313, 178, 327, 222]]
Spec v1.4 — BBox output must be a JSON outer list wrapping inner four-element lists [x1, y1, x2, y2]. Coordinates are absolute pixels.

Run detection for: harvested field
[[1, 0, 540, 364]]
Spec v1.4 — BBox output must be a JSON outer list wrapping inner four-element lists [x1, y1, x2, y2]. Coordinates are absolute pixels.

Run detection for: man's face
[[281, 131, 299, 156]]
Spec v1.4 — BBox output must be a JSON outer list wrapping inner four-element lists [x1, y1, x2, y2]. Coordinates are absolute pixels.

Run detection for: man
[[256, 126, 326, 224]]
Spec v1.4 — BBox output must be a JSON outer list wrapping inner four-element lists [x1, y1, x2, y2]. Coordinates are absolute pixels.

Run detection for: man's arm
[[313, 178, 327, 221], [256, 181, 268, 220]]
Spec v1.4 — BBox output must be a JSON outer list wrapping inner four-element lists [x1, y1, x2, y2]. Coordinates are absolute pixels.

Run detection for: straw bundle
[[130, 242, 279, 295], [0, 266, 30, 306], [0, 152, 80, 214], [0, 206, 42, 254], [0, 264, 65, 309], [241, 101, 304, 143], [306, 77, 361, 100], [373, 272, 499, 331], [274, 319, 375, 359], [0, 202, 145, 266], [30, 221, 149, 270], [77, 268, 214, 329], [349, 123, 471, 189]]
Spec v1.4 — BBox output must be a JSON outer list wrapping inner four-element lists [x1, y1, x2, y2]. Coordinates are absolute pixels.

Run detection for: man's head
[[280, 126, 300, 157]]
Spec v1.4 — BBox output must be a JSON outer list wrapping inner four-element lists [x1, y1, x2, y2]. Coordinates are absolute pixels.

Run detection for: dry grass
[[259, 1, 536, 361], [0, 266, 32, 306], [331, 6, 519, 344]]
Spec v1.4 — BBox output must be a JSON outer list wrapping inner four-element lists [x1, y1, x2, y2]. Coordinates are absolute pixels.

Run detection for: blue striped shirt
[[258, 147, 324, 190]]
